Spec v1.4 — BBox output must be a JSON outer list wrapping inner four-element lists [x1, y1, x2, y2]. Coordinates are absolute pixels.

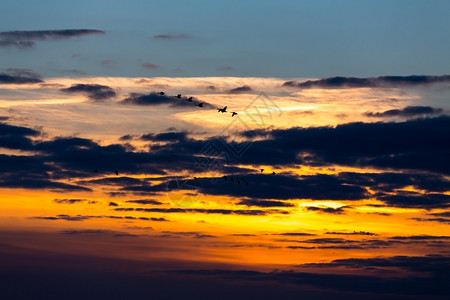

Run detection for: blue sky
[[1, 0, 449, 77]]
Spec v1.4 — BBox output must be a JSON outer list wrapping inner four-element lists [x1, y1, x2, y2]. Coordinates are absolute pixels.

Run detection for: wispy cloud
[[0, 29, 105, 48], [153, 34, 189, 40], [283, 75, 450, 89]]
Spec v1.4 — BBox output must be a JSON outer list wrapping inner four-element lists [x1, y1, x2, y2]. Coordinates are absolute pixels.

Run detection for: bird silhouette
[[231, 112, 238, 117], [115, 170, 119, 176], [176, 94, 182, 98], [158, 92, 165, 95], [218, 106, 227, 113], [260, 169, 264, 173], [196, 103, 204, 107], [187, 97, 193, 102], [272, 171, 276, 175], [94, 169, 98, 173]]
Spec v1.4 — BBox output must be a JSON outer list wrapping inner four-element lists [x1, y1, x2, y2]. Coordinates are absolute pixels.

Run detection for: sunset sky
[[1, 1, 450, 299]]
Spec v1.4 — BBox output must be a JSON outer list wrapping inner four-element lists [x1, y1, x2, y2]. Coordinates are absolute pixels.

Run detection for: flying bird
[[260, 169, 264, 173], [115, 170, 119, 176], [196, 103, 204, 107], [272, 171, 276, 175], [187, 97, 193, 102], [231, 112, 238, 117], [218, 106, 227, 113], [158, 92, 165, 95], [176, 94, 182, 98]]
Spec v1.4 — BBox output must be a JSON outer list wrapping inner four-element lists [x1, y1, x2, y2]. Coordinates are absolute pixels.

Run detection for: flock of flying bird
[[94, 92, 276, 187], [158, 91, 238, 117]]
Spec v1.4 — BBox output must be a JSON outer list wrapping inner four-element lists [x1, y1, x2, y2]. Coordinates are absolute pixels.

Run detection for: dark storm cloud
[[228, 85, 253, 94], [168, 255, 450, 297], [0, 73, 43, 84], [378, 192, 450, 209], [0, 29, 104, 48], [1, 117, 448, 206], [121, 92, 213, 108], [60, 84, 116, 100], [153, 34, 189, 39], [239, 116, 450, 175], [283, 75, 450, 89], [302, 255, 450, 274], [195, 173, 369, 201], [365, 106, 444, 118]]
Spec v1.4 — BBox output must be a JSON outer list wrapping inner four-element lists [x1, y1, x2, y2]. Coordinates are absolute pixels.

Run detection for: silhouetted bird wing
[[260, 169, 264, 173]]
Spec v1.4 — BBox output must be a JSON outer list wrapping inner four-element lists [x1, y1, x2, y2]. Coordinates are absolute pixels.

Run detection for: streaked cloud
[[283, 75, 450, 89], [0, 29, 104, 48]]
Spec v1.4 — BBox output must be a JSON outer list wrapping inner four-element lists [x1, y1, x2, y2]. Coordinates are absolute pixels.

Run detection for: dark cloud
[[31, 214, 95, 221], [378, 192, 450, 209], [240, 116, 450, 175], [141, 131, 188, 142], [153, 34, 189, 39], [218, 66, 233, 71], [283, 75, 450, 89], [0, 73, 43, 84], [53, 198, 87, 204], [0, 39, 35, 48], [126, 199, 163, 205], [114, 207, 280, 216], [60, 84, 116, 100], [60, 229, 138, 237], [0, 29, 104, 48], [325, 231, 376, 236], [365, 106, 444, 118], [228, 85, 253, 94], [274, 232, 316, 237], [195, 173, 369, 201], [121, 92, 213, 108], [142, 63, 159, 69], [237, 199, 295, 207], [5, 68, 41, 78], [305, 206, 349, 214]]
